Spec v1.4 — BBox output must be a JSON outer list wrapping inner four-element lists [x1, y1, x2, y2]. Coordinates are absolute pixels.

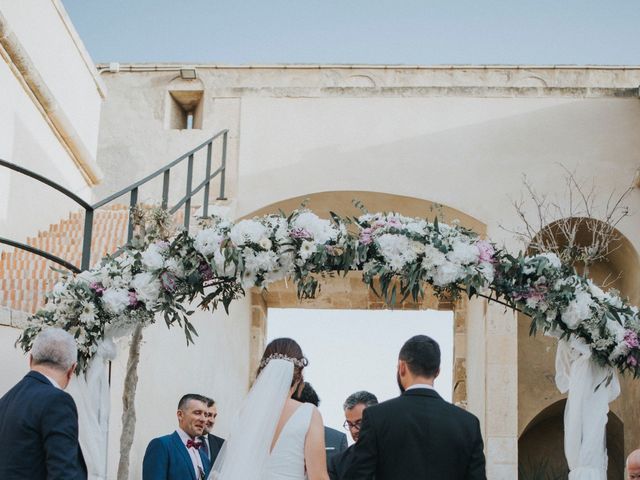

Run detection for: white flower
[[535, 252, 562, 269], [375, 234, 417, 271], [101, 288, 130, 315], [447, 240, 479, 265], [291, 212, 338, 244], [79, 301, 98, 326], [230, 219, 268, 246], [410, 241, 426, 255], [244, 250, 278, 274], [422, 245, 447, 273], [77, 270, 99, 285], [141, 243, 165, 271], [164, 258, 185, 278], [561, 290, 594, 329], [433, 261, 464, 287], [606, 319, 626, 344], [194, 228, 223, 257], [299, 241, 317, 261], [259, 237, 273, 250], [609, 341, 631, 362], [477, 262, 495, 284], [131, 272, 161, 309]]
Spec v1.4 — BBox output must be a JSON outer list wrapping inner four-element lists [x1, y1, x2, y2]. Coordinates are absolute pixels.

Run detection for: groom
[[344, 335, 486, 480], [143, 394, 212, 480]]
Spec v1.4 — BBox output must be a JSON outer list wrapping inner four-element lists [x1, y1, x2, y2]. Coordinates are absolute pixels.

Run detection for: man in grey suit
[[297, 382, 347, 462], [328, 391, 378, 480]]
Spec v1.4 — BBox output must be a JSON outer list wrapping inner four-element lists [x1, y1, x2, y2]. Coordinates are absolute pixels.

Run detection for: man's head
[[627, 449, 640, 479], [177, 394, 209, 438], [29, 328, 77, 389], [296, 382, 320, 407], [203, 397, 218, 435], [397, 335, 440, 392], [343, 391, 378, 442]]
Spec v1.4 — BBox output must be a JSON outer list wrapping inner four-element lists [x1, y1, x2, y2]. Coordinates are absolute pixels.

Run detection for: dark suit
[[202, 433, 225, 465], [329, 444, 375, 480], [0, 371, 86, 480], [344, 388, 486, 480], [324, 426, 348, 461], [143, 431, 212, 480]]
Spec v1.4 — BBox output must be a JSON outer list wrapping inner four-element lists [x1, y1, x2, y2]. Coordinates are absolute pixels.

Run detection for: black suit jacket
[[343, 388, 485, 480], [0, 371, 87, 480], [329, 444, 376, 480], [324, 426, 348, 461], [205, 433, 225, 465]]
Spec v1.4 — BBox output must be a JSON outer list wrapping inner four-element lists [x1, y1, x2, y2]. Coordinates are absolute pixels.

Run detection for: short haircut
[[30, 328, 77, 371], [297, 382, 320, 406], [204, 397, 216, 407], [343, 391, 378, 411], [399, 335, 440, 378], [178, 394, 209, 410]]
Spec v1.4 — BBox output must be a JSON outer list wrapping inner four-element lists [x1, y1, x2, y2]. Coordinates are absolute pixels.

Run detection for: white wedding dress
[[209, 359, 312, 480], [264, 402, 314, 480]]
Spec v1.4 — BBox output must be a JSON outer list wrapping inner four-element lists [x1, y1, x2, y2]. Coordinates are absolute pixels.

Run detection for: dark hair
[[178, 393, 210, 411], [202, 397, 216, 407], [343, 391, 378, 411], [257, 338, 308, 388], [296, 382, 320, 406], [399, 335, 440, 378]]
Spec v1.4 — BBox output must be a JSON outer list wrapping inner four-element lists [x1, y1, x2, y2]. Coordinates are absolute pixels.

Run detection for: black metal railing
[[0, 129, 229, 273]]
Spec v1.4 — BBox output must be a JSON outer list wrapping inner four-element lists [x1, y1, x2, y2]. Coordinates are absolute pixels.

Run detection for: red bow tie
[[186, 439, 202, 449]]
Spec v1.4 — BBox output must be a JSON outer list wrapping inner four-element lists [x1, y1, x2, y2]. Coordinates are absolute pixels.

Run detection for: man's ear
[[398, 360, 407, 376], [29, 354, 33, 368], [66, 363, 77, 381], [434, 367, 440, 380]]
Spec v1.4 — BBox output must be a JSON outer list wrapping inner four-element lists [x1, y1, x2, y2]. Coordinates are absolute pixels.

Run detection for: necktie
[[199, 436, 211, 461]]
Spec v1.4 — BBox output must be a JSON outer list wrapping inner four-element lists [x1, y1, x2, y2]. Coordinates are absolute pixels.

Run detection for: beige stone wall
[[93, 65, 640, 479]]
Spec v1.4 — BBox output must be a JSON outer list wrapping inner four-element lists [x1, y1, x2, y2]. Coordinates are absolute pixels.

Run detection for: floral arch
[[16, 202, 640, 480]]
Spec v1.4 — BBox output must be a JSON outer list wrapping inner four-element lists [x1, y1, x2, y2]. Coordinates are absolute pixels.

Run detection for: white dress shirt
[[176, 428, 205, 479], [406, 383, 435, 391]]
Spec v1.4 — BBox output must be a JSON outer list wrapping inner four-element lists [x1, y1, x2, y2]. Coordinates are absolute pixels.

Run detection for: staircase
[[0, 206, 129, 314]]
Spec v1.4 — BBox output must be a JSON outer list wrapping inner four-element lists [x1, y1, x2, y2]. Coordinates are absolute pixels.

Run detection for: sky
[[267, 308, 453, 435], [62, 0, 640, 66]]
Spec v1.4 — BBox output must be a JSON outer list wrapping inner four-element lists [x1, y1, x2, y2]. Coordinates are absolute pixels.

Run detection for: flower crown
[[259, 353, 307, 369]]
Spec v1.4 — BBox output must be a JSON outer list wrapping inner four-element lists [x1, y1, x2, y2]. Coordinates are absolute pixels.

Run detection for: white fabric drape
[[209, 359, 294, 480], [67, 338, 118, 480], [555, 336, 620, 480]]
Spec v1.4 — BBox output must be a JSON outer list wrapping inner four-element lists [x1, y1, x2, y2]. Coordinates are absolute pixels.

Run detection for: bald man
[[628, 450, 640, 479]]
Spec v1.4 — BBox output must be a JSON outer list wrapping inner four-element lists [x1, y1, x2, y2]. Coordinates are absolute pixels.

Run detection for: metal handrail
[[0, 129, 229, 272]]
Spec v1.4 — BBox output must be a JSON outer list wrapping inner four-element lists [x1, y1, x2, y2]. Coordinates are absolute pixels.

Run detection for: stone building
[[1, 2, 640, 479]]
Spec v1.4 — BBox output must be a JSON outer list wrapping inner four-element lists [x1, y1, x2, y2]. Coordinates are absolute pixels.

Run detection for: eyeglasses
[[343, 420, 362, 431]]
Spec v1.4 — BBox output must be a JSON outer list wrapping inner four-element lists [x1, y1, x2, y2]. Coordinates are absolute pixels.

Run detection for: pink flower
[[128, 290, 139, 307], [476, 240, 495, 263], [360, 228, 374, 245], [198, 261, 214, 281], [290, 228, 312, 240], [624, 330, 640, 349], [90, 282, 105, 295], [386, 217, 402, 229], [627, 355, 638, 367]]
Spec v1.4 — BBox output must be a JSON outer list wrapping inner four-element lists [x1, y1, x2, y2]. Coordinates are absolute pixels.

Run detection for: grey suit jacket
[[324, 426, 348, 461]]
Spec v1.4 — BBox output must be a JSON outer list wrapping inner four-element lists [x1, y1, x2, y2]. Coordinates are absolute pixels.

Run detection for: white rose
[[422, 245, 447, 274], [230, 219, 268, 246], [291, 212, 338, 244], [101, 288, 130, 315], [433, 261, 464, 287], [447, 240, 480, 265], [561, 290, 594, 329], [141, 244, 165, 271], [299, 241, 317, 261], [131, 272, 161, 309], [194, 228, 223, 257]]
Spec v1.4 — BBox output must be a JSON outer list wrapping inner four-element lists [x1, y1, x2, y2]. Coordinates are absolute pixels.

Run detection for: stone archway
[[517, 220, 640, 474], [519, 399, 625, 479], [242, 191, 486, 406]]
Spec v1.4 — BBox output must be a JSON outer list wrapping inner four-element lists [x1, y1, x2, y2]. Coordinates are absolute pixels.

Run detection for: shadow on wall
[[518, 399, 624, 480]]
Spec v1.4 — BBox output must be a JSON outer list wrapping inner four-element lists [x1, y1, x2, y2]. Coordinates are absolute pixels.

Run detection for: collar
[[176, 428, 197, 445], [406, 383, 434, 391], [41, 373, 62, 390]]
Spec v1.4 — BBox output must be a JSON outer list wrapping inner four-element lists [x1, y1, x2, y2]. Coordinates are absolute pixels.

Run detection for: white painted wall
[[0, 0, 102, 242], [107, 296, 253, 480]]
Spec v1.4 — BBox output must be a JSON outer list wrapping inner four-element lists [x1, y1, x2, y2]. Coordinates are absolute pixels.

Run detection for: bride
[[209, 338, 330, 480]]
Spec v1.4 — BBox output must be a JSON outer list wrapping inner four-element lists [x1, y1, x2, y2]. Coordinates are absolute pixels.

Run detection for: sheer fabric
[[209, 359, 294, 480], [555, 336, 620, 480]]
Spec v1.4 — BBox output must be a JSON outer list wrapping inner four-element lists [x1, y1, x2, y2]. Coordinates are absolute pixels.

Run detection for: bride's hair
[[257, 337, 308, 388]]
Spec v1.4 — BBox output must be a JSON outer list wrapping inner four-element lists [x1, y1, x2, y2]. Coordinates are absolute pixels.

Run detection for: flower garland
[[17, 208, 640, 376]]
